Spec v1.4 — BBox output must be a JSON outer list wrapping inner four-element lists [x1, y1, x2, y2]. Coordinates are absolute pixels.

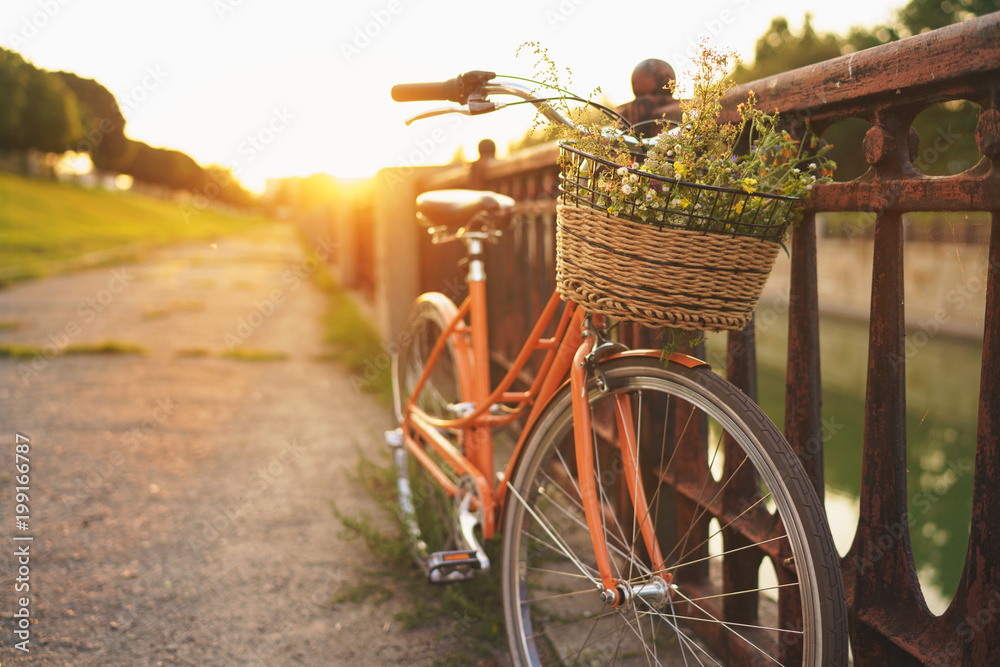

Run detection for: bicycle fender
[[605, 349, 711, 370]]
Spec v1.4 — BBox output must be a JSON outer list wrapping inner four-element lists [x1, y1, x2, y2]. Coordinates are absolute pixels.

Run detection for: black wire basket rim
[[558, 140, 801, 204]]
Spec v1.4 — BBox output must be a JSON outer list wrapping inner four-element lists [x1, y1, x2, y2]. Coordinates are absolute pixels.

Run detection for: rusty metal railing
[[406, 14, 1000, 664]]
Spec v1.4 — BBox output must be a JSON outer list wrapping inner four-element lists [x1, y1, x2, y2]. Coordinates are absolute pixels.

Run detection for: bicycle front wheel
[[501, 356, 846, 666]]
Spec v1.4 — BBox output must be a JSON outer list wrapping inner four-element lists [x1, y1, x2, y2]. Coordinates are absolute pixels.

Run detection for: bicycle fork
[[570, 319, 673, 609]]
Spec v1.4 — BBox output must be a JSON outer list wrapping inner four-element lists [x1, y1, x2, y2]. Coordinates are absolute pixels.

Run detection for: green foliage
[[61, 340, 147, 355], [540, 43, 834, 237], [55, 70, 129, 167], [0, 47, 83, 152], [897, 0, 998, 35], [0, 172, 270, 285], [732, 6, 994, 182], [21, 64, 83, 152], [220, 348, 288, 361], [330, 450, 508, 665], [0, 49, 30, 147], [732, 16, 842, 83], [0, 46, 257, 205], [0, 340, 146, 357]]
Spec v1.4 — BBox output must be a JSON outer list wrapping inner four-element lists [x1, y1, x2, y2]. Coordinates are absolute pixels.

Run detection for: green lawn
[[0, 172, 272, 285]]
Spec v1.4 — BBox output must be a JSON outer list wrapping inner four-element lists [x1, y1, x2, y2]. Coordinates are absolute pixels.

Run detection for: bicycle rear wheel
[[392, 294, 471, 563], [501, 356, 846, 666]]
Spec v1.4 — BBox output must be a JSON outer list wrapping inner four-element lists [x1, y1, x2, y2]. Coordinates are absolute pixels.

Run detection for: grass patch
[[221, 348, 288, 361], [142, 306, 171, 320], [176, 348, 211, 358], [62, 340, 147, 355], [0, 343, 43, 358], [142, 299, 206, 320], [308, 261, 392, 406], [0, 340, 147, 358], [331, 450, 507, 666], [0, 172, 272, 287]]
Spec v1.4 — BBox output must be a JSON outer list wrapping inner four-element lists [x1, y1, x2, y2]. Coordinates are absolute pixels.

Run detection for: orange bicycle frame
[[401, 283, 672, 600]]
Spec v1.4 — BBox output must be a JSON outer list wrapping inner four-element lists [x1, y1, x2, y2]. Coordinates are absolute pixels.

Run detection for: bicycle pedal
[[427, 550, 482, 583], [384, 428, 404, 449]]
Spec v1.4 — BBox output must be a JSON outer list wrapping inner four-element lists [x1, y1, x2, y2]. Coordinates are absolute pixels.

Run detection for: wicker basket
[[556, 143, 799, 331]]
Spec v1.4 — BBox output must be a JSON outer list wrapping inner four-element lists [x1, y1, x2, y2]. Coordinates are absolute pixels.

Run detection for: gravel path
[[0, 225, 470, 666]]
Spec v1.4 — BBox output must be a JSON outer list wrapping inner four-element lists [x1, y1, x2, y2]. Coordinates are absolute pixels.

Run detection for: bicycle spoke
[[503, 358, 846, 665], [508, 483, 600, 585]]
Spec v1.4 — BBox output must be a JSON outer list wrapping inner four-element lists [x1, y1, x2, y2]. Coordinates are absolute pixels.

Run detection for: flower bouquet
[[523, 43, 835, 331]]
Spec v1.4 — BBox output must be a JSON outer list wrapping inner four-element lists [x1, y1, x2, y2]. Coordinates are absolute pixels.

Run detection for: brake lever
[[404, 101, 501, 126], [404, 107, 472, 126]]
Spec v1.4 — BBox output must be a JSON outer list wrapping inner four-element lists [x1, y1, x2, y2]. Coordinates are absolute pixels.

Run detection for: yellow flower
[[740, 177, 758, 194], [674, 162, 688, 178]]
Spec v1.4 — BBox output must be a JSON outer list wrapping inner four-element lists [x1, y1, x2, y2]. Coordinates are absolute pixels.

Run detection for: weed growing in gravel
[[0, 340, 147, 357], [303, 243, 393, 406], [176, 348, 212, 358], [62, 340, 148, 355], [330, 450, 507, 666], [221, 348, 288, 361], [0, 343, 40, 358]]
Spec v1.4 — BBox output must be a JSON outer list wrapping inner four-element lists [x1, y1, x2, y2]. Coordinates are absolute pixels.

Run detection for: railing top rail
[[621, 13, 1000, 126]]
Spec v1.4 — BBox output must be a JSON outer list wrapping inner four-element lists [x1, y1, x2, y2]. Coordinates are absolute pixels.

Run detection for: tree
[[0, 49, 30, 149], [20, 66, 82, 153], [897, 0, 999, 36], [120, 140, 204, 191], [55, 71, 129, 168], [730, 6, 994, 181], [732, 15, 843, 83], [0, 47, 82, 153]]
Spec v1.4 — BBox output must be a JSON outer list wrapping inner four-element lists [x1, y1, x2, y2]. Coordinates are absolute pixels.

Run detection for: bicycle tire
[[393, 294, 472, 562], [501, 356, 847, 666]]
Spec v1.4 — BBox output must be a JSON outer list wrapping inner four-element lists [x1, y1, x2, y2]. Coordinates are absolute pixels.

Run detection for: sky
[[1, 0, 906, 191]]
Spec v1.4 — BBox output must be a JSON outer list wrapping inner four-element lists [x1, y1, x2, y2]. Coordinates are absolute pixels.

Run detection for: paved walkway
[[0, 225, 467, 665]]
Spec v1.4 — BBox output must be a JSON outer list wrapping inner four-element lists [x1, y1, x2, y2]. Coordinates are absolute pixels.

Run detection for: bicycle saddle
[[416, 189, 515, 230]]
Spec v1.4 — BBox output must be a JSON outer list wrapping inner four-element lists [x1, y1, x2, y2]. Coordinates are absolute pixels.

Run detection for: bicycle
[[387, 70, 847, 666]]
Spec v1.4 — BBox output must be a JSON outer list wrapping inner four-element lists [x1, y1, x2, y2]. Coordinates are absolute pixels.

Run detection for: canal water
[[704, 229, 986, 616]]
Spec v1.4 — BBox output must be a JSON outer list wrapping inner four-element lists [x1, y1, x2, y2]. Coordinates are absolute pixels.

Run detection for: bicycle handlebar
[[391, 81, 457, 103], [392, 70, 578, 129], [390, 70, 497, 104], [391, 70, 661, 153]]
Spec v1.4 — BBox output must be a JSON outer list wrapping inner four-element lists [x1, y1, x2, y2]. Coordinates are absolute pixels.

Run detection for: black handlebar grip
[[391, 79, 459, 103]]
